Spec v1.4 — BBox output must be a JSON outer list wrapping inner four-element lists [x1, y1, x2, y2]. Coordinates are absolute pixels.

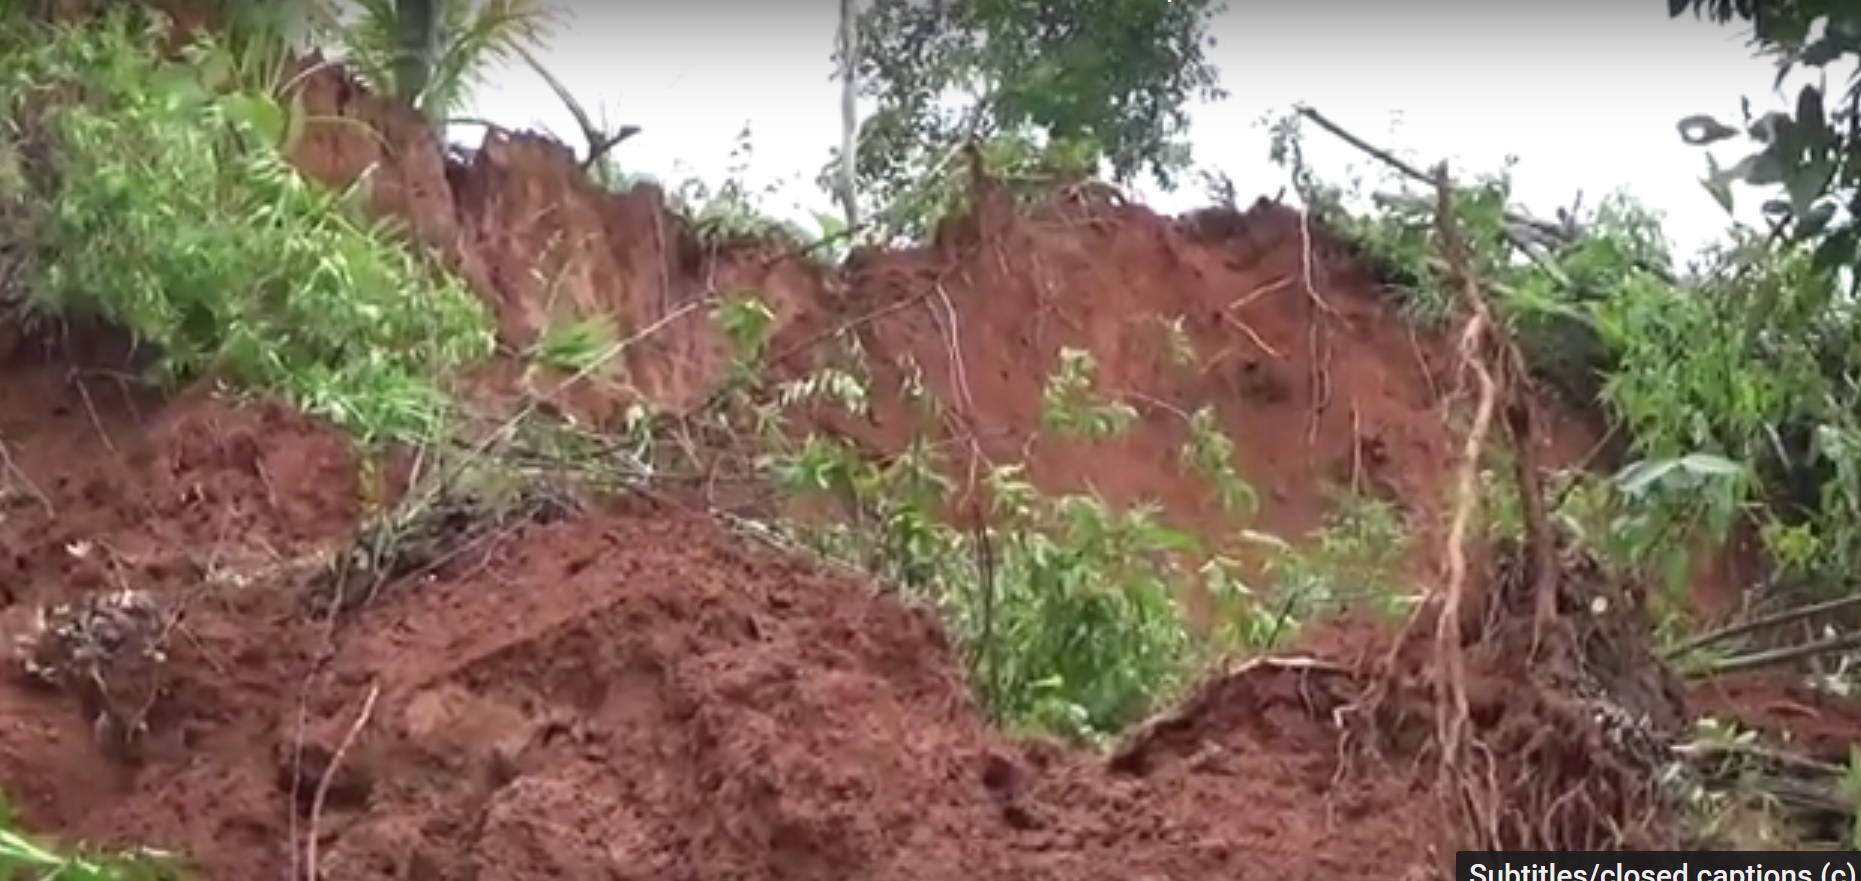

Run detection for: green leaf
[[282, 88, 308, 154], [1613, 459, 1678, 497], [1792, 83, 1828, 139], [1799, 35, 1850, 67], [220, 92, 287, 148], [1677, 113, 1739, 146], [1796, 200, 1837, 237], [1676, 453, 1744, 479], [1701, 154, 1736, 215], [1728, 150, 1785, 186]]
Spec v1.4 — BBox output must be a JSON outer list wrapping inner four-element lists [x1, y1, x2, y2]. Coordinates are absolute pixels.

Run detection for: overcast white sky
[[459, 1, 1827, 259]]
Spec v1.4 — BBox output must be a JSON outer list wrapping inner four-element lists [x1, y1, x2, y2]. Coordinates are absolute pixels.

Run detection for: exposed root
[[1398, 162, 1505, 849], [0, 431, 54, 517], [1331, 163, 1691, 855]]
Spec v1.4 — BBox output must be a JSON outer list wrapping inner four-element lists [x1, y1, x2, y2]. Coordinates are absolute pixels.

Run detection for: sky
[[459, 1, 1828, 260]]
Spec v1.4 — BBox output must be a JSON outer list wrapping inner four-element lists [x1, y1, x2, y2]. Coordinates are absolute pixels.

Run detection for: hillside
[[1, 10, 1859, 881]]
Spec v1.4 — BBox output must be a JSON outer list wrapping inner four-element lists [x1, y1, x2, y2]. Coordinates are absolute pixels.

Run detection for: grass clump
[[0, 790, 181, 880]]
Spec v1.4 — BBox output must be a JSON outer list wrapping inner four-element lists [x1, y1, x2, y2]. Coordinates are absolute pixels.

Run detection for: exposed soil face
[[1, 42, 1858, 881], [786, 192, 1474, 552], [281, 62, 1615, 581]]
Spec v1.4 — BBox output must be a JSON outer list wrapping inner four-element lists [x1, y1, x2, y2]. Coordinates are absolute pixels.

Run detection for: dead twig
[[303, 682, 380, 881], [0, 435, 54, 517]]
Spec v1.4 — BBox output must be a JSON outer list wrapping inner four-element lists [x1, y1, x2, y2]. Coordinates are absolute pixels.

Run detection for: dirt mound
[[0, 369, 1450, 879], [0, 361, 1700, 879], [0, 327, 364, 613]]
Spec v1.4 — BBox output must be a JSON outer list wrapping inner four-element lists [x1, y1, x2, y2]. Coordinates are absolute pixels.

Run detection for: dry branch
[[1700, 628, 1861, 677], [1293, 105, 1677, 287], [1670, 591, 1861, 659]]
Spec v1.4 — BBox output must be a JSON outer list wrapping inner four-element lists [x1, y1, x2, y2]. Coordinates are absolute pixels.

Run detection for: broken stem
[[1693, 628, 1861, 678], [1669, 591, 1861, 659]]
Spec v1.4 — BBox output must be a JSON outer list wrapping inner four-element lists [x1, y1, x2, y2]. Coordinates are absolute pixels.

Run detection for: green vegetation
[[0, 7, 494, 443], [5, 0, 1861, 868], [0, 790, 180, 879], [832, 0, 1225, 240], [700, 294, 1399, 740], [315, 0, 552, 123]]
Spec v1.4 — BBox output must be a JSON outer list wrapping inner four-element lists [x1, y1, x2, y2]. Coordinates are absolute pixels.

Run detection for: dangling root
[[1338, 164, 1686, 854]]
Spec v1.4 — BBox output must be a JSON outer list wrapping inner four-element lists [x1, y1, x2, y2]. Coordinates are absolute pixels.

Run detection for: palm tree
[[310, 0, 642, 176], [319, 0, 555, 124]]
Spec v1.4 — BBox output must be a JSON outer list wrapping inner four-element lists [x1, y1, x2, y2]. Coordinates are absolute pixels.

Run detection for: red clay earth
[[0, 331, 1439, 880], [0, 49, 1850, 880]]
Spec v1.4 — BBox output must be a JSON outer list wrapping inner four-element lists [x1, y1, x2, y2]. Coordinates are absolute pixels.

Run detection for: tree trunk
[[391, 0, 439, 118], [837, 0, 861, 232]]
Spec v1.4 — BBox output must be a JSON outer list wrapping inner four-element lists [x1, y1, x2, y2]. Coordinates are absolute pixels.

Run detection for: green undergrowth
[[12, 2, 1792, 872], [0, 8, 496, 874], [0, 793, 180, 881], [679, 293, 1413, 742], [1272, 111, 1861, 642], [0, 0, 1845, 867], [11, 6, 1853, 861], [0, 8, 494, 444], [1267, 110, 1861, 847], [0, 0, 1416, 756]]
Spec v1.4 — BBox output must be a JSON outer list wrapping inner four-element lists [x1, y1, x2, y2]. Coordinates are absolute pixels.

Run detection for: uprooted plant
[[1335, 161, 1692, 851], [1280, 104, 1861, 681], [1277, 102, 1861, 848]]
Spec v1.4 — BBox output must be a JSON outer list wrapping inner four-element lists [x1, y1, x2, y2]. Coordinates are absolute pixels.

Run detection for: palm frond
[[421, 0, 557, 119], [319, 0, 402, 96], [317, 0, 556, 120]]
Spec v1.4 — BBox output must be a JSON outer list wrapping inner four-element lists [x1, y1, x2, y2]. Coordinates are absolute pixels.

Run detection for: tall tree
[[835, 0, 1226, 238]]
